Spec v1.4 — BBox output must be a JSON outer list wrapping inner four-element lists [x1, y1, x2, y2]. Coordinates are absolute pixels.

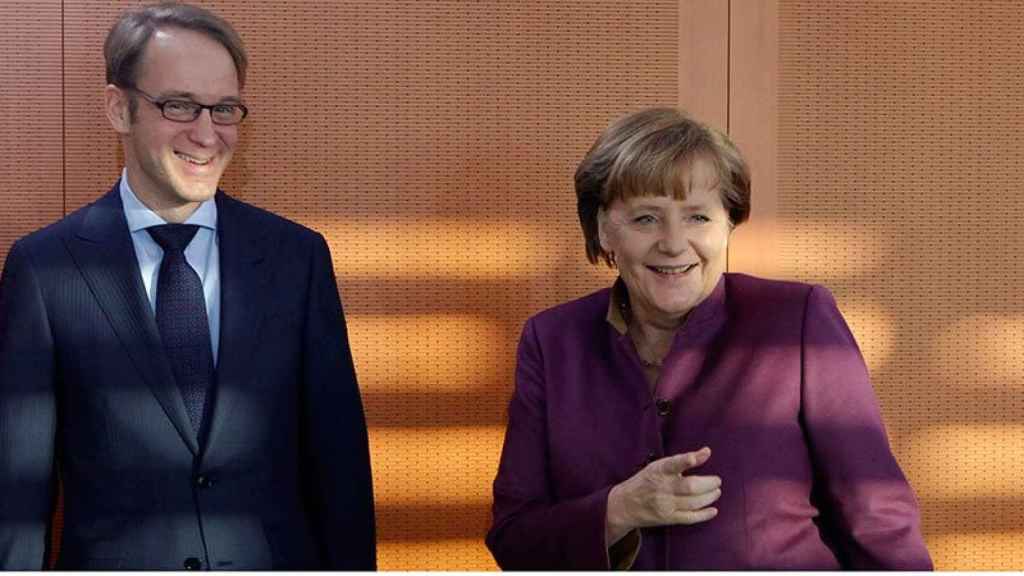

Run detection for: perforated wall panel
[[0, 1, 64, 263], [778, 1, 1024, 569], [7, 0, 1018, 569], [59, 1, 677, 569], [0, 2, 66, 563]]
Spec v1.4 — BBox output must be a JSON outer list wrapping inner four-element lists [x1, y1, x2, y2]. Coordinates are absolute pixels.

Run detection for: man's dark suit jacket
[[0, 185, 376, 570]]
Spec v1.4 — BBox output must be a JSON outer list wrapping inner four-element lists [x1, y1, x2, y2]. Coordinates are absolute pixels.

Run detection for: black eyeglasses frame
[[126, 86, 249, 126]]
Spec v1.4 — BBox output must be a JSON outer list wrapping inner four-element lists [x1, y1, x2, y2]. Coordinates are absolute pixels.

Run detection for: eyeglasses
[[128, 87, 249, 125]]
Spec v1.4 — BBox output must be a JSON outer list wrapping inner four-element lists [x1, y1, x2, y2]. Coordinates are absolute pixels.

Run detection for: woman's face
[[598, 160, 732, 329]]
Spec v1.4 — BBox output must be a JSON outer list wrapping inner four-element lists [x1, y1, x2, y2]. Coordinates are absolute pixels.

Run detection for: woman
[[485, 108, 932, 569]]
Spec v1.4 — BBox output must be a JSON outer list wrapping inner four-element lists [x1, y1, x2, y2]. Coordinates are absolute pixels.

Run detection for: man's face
[[110, 27, 241, 216]]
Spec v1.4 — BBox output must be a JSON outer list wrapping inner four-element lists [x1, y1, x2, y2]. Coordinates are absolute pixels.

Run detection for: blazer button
[[195, 474, 214, 488], [655, 398, 671, 417], [183, 557, 201, 570]]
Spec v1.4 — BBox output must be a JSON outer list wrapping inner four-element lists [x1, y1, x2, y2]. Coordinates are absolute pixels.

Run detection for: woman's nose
[[657, 221, 689, 255]]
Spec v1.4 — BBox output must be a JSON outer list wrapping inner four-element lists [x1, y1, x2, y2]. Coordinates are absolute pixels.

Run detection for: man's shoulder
[[216, 192, 321, 241], [214, 192, 329, 260], [10, 192, 107, 256]]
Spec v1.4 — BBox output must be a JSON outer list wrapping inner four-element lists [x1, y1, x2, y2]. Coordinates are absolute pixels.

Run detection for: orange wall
[[728, 1, 1024, 569], [0, 2, 64, 253], [2, 0, 1021, 570]]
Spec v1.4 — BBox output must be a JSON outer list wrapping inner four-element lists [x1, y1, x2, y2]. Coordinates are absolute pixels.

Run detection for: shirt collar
[[119, 168, 218, 232], [606, 278, 630, 335]]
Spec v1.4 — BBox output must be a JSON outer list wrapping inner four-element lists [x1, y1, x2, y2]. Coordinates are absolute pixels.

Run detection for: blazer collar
[[201, 191, 271, 458], [72, 185, 275, 459], [71, 183, 201, 454], [606, 274, 728, 338], [119, 173, 218, 233], [76, 182, 131, 243]]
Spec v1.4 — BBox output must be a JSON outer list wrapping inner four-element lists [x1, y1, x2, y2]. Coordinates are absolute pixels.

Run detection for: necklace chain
[[637, 354, 662, 369], [631, 327, 664, 368], [619, 290, 664, 368]]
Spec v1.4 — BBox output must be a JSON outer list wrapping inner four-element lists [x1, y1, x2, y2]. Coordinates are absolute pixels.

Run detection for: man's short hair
[[104, 1, 248, 91]]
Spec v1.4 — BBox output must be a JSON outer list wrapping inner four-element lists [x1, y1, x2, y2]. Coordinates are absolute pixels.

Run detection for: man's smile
[[174, 150, 213, 166]]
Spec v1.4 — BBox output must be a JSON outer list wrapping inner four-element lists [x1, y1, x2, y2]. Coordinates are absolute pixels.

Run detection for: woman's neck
[[628, 320, 677, 368]]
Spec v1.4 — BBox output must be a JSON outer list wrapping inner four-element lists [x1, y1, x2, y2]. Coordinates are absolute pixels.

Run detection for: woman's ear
[[597, 207, 611, 252]]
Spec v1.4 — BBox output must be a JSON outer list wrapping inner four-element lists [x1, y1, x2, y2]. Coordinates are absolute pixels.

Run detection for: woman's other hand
[[605, 447, 721, 546]]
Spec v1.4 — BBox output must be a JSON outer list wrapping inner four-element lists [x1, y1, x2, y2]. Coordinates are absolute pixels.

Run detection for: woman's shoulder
[[723, 273, 842, 323], [525, 287, 613, 335], [724, 272, 834, 302]]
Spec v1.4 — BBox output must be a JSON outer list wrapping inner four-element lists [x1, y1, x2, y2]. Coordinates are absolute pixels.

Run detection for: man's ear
[[104, 84, 131, 134]]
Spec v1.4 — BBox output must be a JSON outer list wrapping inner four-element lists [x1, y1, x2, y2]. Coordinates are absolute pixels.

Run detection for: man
[[0, 2, 375, 569]]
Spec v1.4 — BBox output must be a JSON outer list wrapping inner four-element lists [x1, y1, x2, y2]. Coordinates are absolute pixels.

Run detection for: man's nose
[[188, 109, 218, 146]]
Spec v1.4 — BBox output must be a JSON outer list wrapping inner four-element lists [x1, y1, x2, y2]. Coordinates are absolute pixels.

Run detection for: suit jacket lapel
[[203, 192, 269, 457], [67, 185, 199, 455]]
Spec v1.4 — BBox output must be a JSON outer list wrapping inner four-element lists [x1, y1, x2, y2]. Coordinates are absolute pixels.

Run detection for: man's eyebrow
[[157, 90, 242, 104]]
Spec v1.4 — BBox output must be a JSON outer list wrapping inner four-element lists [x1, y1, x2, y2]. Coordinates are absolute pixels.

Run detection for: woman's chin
[[644, 299, 698, 325]]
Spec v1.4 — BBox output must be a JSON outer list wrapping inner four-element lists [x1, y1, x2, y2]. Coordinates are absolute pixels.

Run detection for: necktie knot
[[148, 224, 200, 253]]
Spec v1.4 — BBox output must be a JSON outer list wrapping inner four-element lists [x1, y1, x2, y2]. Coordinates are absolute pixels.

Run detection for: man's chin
[[173, 182, 220, 203]]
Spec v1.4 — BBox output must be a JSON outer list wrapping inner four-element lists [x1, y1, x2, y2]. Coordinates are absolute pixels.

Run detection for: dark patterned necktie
[[148, 224, 213, 435]]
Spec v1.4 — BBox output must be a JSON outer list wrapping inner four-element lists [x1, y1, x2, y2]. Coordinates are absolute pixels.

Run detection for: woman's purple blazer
[[487, 273, 932, 570]]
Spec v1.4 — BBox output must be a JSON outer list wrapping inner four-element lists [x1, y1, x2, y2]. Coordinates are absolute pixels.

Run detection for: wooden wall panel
[[726, 0, 780, 279], [773, 1, 1024, 569], [678, 0, 729, 132], [27, 0, 1014, 570], [63, 2, 133, 210], [0, 1, 64, 263]]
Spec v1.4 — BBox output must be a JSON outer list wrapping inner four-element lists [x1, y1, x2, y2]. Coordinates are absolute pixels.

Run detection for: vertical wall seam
[[725, 0, 732, 270], [726, 0, 731, 135], [60, 0, 66, 216]]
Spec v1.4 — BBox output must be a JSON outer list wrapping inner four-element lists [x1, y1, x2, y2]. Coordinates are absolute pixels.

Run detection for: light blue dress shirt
[[119, 169, 221, 365]]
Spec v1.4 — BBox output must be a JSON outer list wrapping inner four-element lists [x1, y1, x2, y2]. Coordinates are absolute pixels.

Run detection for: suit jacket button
[[183, 557, 201, 570], [195, 474, 214, 488], [655, 398, 671, 416]]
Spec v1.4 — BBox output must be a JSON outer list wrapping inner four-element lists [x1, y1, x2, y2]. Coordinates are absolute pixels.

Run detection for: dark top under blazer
[[486, 273, 932, 570], [0, 185, 376, 570]]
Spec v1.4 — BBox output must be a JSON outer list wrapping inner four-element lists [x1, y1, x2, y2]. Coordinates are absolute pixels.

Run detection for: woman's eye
[[689, 214, 710, 223], [633, 215, 657, 225]]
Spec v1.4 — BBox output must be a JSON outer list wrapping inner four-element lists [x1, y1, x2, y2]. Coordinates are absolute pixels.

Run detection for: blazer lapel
[[202, 192, 269, 457], [67, 185, 199, 455]]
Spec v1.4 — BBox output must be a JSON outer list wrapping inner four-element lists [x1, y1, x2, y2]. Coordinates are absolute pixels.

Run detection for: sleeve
[[485, 318, 629, 570], [300, 234, 376, 570], [801, 285, 933, 569], [0, 241, 58, 569]]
